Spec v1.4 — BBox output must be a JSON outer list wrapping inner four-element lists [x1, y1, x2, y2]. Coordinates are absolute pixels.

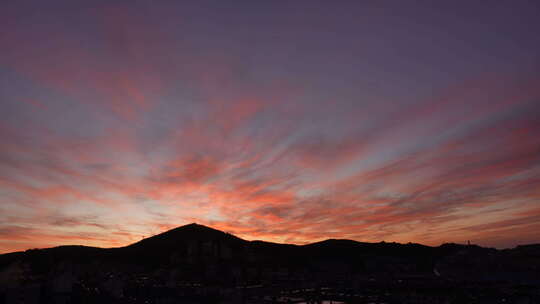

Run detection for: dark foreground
[[1, 224, 539, 303], [3, 276, 539, 304]]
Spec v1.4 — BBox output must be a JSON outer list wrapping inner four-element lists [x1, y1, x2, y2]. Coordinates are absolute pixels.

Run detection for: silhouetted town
[[1, 224, 539, 303]]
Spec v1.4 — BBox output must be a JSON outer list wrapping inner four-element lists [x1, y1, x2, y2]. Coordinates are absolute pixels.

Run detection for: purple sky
[[1, 1, 540, 253]]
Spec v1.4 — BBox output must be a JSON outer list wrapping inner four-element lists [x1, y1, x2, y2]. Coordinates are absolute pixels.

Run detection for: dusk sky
[[1, 1, 540, 253]]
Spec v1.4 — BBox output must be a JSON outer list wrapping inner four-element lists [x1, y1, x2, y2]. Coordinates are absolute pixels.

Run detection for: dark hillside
[[1, 224, 539, 303]]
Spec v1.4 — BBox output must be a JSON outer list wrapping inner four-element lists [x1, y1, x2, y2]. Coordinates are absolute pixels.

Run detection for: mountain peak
[[171, 222, 225, 234], [124, 222, 244, 251]]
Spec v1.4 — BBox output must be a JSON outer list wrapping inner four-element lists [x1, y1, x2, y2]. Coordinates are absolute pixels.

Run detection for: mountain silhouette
[[1, 223, 539, 303], [0, 223, 537, 277], [128, 223, 244, 247]]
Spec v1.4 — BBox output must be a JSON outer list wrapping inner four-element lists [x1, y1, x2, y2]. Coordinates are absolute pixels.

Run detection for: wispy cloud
[[1, 1, 539, 253]]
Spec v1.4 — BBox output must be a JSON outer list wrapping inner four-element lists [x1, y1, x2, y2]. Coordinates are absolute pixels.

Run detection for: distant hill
[[1, 223, 539, 285]]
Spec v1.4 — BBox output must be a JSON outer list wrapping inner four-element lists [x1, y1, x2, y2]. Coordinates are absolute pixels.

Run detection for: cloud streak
[[1, 1, 540, 253]]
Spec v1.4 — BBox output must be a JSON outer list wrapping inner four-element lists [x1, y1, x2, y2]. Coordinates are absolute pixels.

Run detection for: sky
[[1, 1, 540, 253]]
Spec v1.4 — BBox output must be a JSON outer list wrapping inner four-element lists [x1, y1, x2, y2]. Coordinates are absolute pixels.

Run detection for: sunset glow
[[1, 1, 539, 253]]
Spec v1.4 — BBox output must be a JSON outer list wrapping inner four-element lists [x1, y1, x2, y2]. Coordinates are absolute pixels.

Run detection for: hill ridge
[[0, 222, 528, 255]]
